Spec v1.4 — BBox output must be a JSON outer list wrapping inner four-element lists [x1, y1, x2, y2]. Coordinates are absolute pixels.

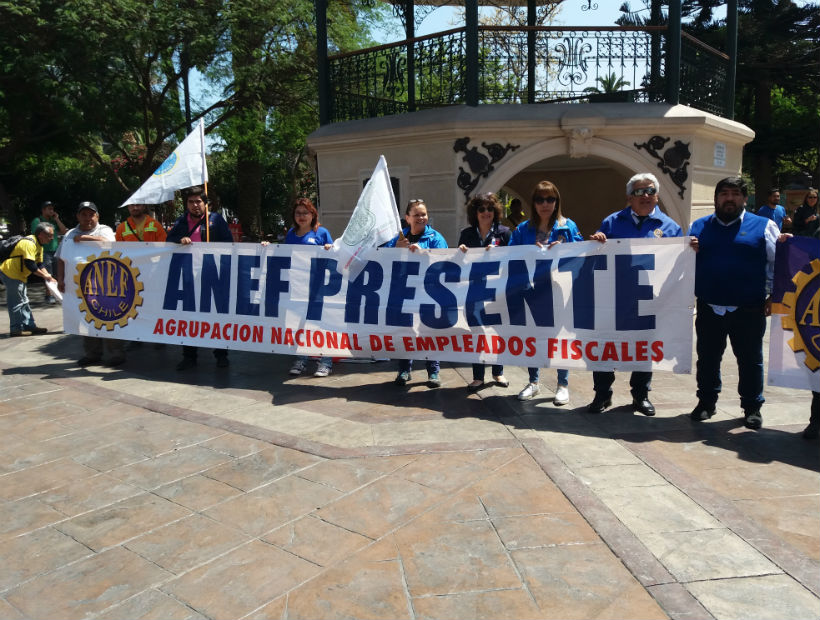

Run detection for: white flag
[[333, 155, 402, 274], [119, 119, 208, 207]]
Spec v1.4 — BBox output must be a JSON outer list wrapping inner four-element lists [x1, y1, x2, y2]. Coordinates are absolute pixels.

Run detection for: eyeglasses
[[533, 196, 557, 205], [408, 199, 425, 206], [476, 206, 494, 213], [808, 195, 819, 200], [631, 187, 658, 197]]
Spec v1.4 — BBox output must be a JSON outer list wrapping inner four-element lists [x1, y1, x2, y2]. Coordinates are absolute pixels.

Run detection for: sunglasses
[[476, 205, 494, 213], [533, 196, 557, 204], [631, 187, 658, 197]]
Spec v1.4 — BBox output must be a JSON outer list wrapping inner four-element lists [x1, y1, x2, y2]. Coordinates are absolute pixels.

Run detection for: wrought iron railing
[[327, 26, 730, 122], [679, 31, 729, 117]]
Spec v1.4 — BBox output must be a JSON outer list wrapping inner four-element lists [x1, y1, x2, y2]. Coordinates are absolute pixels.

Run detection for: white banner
[[119, 119, 208, 207], [60, 238, 695, 372]]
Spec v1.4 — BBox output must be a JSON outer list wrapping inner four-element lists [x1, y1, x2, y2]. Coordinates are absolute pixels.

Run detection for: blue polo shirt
[[597, 206, 682, 239]]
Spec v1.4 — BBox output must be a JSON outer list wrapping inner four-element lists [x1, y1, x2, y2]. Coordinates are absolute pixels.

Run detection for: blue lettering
[[505, 259, 553, 326], [236, 255, 260, 316], [200, 254, 231, 313], [345, 261, 384, 324], [306, 258, 342, 320], [421, 261, 460, 328], [616, 254, 655, 330], [162, 253, 195, 311], [386, 261, 419, 327], [264, 256, 291, 318], [465, 261, 501, 326], [558, 255, 607, 329]]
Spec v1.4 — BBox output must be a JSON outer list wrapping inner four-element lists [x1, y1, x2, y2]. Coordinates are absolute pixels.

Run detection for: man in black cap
[[56, 201, 125, 367], [0, 222, 57, 336], [31, 201, 67, 304]]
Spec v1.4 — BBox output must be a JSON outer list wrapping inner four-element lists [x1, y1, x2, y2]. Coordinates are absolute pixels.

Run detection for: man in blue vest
[[688, 177, 780, 430], [587, 172, 683, 416]]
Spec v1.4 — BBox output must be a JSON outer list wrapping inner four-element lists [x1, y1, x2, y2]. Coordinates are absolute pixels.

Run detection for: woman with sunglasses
[[384, 199, 448, 388], [509, 180, 582, 403], [792, 188, 819, 237], [458, 192, 512, 391]]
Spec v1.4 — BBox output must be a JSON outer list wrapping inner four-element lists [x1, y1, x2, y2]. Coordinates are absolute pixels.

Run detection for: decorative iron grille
[[327, 26, 729, 123], [679, 33, 729, 117]]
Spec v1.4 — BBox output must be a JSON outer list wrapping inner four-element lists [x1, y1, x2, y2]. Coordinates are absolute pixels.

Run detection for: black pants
[[182, 345, 227, 362]]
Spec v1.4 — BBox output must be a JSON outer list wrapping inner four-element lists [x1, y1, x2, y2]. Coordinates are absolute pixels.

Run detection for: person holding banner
[[458, 192, 512, 391], [0, 222, 56, 336], [385, 199, 448, 388], [509, 181, 582, 403], [588, 173, 683, 415], [285, 198, 335, 378], [168, 186, 232, 370], [688, 176, 780, 430], [56, 202, 126, 366]]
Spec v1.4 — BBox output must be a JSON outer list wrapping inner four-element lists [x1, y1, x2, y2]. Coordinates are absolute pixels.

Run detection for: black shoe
[[803, 421, 819, 440], [176, 357, 197, 371], [632, 397, 655, 416], [744, 409, 763, 430], [587, 393, 612, 414], [216, 356, 229, 368], [690, 402, 716, 421], [29, 326, 48, 335], [78, 356, 101, 367]]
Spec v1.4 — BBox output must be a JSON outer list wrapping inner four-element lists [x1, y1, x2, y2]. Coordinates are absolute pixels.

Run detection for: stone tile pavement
[[0, 283, 817, 619]]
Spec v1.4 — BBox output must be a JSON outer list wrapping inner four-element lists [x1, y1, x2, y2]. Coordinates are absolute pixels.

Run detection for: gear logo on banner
[[73, 251, 144, 330], [782, 258, 820, 371]]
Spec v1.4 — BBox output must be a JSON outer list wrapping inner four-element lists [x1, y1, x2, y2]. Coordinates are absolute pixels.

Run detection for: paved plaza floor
[[0, 283, 818, 619]]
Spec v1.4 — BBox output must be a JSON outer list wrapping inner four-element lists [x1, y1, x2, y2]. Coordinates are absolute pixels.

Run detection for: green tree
[[0, 0, 223, 226]]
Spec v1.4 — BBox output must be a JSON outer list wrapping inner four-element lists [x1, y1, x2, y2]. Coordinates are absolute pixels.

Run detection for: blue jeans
[[695, 301, 765, 411], [592, 370, 652, 399], [296, 355, 332, 368], [398, 359, 440, 375], [0, 271, 35, 332], [472, 363, 503, 381], [528, 367, 569, 385]]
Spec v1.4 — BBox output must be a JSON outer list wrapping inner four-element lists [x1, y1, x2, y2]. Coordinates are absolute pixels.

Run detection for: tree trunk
[[236, 140, 264, 240], [752, 76, 773, 204]]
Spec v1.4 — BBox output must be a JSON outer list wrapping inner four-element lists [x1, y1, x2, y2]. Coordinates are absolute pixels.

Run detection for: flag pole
[[204, 181, 210, 242], [200, 120, 210, 242]]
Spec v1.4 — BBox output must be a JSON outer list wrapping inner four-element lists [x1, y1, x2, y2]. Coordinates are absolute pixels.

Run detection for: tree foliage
[[0, 0, 385, 235], [617, 0, 820, 192]]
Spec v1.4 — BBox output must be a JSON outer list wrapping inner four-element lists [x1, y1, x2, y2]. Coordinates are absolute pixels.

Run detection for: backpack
[[0, 235, 26, 263]]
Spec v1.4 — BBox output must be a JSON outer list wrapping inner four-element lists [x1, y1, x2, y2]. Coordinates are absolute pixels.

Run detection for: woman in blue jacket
[[385, 199, 447, 388], [509, 181, 583, 404], [286, 198, 334, 378]]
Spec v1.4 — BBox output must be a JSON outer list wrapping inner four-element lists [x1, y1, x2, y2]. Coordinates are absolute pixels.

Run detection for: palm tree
[[584, 73, 631, 94]]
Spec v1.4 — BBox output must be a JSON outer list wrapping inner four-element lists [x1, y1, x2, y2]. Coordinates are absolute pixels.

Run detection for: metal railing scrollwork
[[327, 25, 729, 123]]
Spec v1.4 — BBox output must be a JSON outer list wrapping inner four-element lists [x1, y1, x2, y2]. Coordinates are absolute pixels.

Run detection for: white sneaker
[[518, 383, 540, 401], [554, 384, 569, 406], [314, 363, 332, 377], [289, 359, 307, 375]]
